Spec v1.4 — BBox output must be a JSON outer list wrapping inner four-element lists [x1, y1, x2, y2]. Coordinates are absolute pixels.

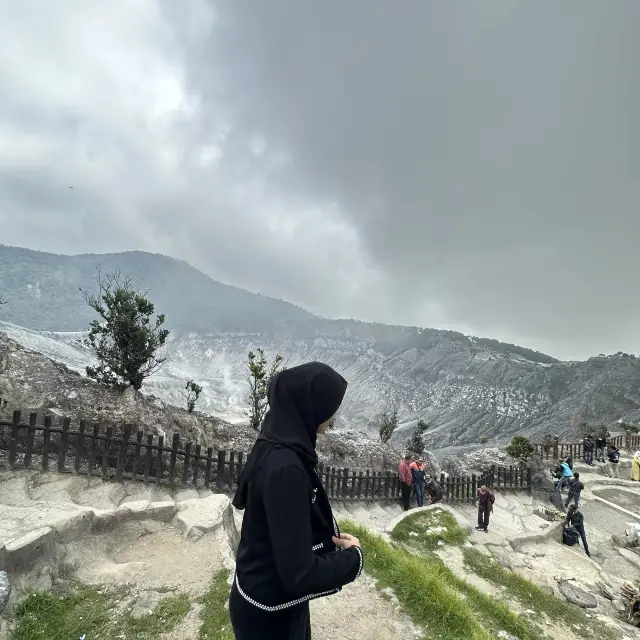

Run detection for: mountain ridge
[[2, 244, 639, 448]]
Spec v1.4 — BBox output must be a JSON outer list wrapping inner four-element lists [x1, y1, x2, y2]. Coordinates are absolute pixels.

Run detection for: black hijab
[[232, 362, 347, 510]]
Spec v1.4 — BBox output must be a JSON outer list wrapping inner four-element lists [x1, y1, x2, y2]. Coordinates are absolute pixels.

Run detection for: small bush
[[391, 508, 466, 551], [504, 436, 537, 462]]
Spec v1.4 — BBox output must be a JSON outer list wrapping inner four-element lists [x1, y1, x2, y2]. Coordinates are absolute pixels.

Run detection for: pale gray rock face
[[3, 322, 640, 453], [2, 246, 640, 452]]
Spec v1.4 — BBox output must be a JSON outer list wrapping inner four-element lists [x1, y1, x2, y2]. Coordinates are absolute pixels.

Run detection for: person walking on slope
[[424, 475, 443, 504], [230, 362, 363, 640], [555, 459, 573, 494], [410, 458, 426, 507], [399, 454, 413, 511], [476, 485, 495, 533], [564, 472, 584, 508], [607, 444, 620, 478], [565, 504, 591, 557]]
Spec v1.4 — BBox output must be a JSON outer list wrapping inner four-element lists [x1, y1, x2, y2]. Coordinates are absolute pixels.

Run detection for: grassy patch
[[343, 521, 540, 640], [10, 583, 190, 640], [198, 569, 234, 640], [390, 507, 467, 551], [462, 547, 613, 640]]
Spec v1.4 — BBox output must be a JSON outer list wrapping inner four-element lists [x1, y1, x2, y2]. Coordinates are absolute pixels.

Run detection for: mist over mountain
[[1, 245, 639, 449]]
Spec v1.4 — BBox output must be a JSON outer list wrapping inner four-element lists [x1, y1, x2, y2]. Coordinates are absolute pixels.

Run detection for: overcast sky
[[1, 1, 639, 360]]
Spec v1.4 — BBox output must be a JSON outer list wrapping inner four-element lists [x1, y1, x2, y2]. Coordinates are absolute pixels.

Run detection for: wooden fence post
[[169, 433, 179, 483], [42, 415, 52, 471], [143, 434, 153, 484], [489, 465, 495, 489], [87, 423, 98, 478], [526, 467, 532, 496], [132, 431, 143, 482], [192, 443, 201, 488], [58, 417, 71, 472], [472, 473, 477, 504], [342, 468, 349, 501], [74, 420, 86, 474], [229, 451, 236, 492], [115, 424, 132, 483], [156, 435, 164, 486], [183, 441, 192, 485], [25, 412, 37, 469], [216, 451, 226, 490], [102, 426, 112, 479], [204, 447, 214, 489], [8, 410, 20, 468]]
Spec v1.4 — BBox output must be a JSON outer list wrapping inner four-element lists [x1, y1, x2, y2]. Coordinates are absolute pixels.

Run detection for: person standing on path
[[230, 363, 363, 640], [583, 435, 595, 466], [565, 505, 591, 557], [475, 485, 495, 533], [607, 444, 620, 478], [564, 472, 584, 508], [399, 454, 413, 511], [410, 458, 426, 507], [632, 451, 640, 482]]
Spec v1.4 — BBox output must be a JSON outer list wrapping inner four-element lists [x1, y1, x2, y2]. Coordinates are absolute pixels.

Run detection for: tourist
[[564, 472, 584, 508], [410, 457, 426, 507], [475, 485, 495, 533], [595, 430, 609, 462], [565, 505, 591, 557], [399, 453, 413, 511], [424, 474, 443, 504], [230, 363, 363, 640], [606, 444, 620, 478], [554, 459, 573, 494], [632, 450, 640, 482], [583, 435, 595, 466]]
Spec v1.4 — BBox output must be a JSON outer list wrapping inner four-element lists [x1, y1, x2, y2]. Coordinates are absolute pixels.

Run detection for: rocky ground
[[0, 451, 638, 638]]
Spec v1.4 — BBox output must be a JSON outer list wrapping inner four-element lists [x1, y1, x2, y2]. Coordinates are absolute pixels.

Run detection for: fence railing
[[534, 433, 640, 462], [0, 408, 532, 504]]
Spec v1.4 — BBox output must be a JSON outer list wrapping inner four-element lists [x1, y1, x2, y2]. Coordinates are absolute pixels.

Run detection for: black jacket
[[566, 509, 584, 528], [234, 446, 362, 609]]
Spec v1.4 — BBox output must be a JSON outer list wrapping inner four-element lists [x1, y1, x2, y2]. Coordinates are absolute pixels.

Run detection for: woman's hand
[[332, 533, 361, 550]]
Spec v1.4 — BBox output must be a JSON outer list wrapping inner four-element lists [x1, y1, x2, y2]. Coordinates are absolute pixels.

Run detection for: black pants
[[401, 484, 411, 511], [478, 505, 491, 530], [230, 582, 311, 639], [564, 493, 580, 508], [574, 523, 590, 556]]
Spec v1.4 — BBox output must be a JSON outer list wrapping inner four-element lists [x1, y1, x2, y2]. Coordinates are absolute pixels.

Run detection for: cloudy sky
[[1, 1, 639, 360]]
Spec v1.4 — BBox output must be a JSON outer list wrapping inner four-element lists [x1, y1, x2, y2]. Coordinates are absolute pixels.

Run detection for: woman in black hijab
[[230, 362, 363, 639]]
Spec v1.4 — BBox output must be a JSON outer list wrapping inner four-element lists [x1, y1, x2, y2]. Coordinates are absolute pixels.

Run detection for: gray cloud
[[1, 0, 639, 359]]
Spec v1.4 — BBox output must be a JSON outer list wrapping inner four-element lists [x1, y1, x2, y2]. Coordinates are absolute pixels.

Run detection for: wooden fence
[[534, 433, 640, 462], [0, 409, 532, 504]]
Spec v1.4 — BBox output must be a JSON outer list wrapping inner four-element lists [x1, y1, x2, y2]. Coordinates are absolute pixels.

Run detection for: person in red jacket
[[398, 454, 413, 511], [476, 485, 495, 533]]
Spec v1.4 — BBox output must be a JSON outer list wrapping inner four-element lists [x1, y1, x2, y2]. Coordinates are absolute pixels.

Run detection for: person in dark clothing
[[398, 454, 413, 511], [424, 475, 443, 504], [583, 436, 594, 466], [410, 458, 426, 507], [475, 485, 495, 533], [230, 362, 363, 640], [565, 505, 590, 557], [564, 472, 584, 508], [607, 444, 620, 478]]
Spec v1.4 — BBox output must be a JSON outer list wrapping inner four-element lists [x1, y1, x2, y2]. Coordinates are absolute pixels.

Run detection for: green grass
[[9, 583, 190, 640], [462, 547, 614, 640], [343, 521, 540, 640], [198, 569, 234, 640], [390, 508, 467, 551]]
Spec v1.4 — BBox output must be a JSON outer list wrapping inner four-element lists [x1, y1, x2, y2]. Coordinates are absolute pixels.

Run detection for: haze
[[1, 0, 638, 360]]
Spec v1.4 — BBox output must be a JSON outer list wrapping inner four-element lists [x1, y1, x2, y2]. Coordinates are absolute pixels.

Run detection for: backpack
[[563, 526, 580, 547], [609, 449, 620, 463]]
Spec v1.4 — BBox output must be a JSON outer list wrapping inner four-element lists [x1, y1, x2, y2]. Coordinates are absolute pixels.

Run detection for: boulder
[[558, 582, 597, 608]]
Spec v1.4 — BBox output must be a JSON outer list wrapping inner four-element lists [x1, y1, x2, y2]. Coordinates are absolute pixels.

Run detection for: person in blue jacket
[[554, 460, 573, 494]]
